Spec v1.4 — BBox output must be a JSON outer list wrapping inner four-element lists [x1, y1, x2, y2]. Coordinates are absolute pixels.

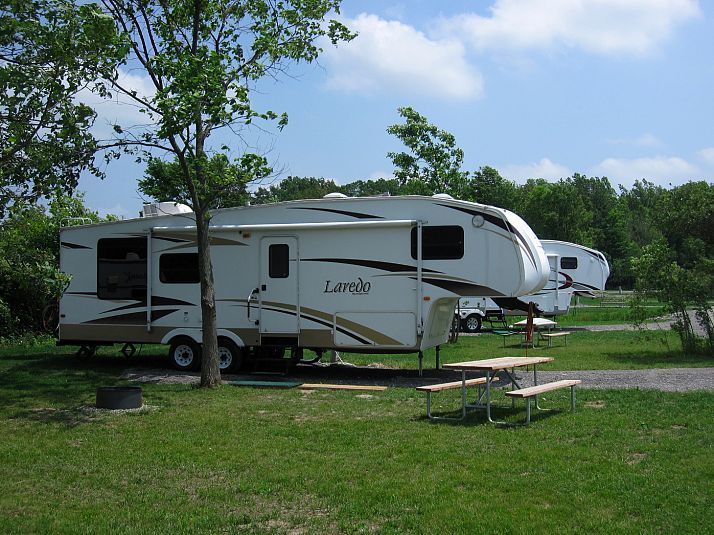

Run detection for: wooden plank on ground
[[298, 383, 387, 391], [227, 380, 301, 388]]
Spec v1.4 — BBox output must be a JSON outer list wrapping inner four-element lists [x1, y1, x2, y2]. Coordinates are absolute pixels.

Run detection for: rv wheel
[[169, 337, 201, 371], [462, 314, 482, 333], [217, 338, 242, 373]]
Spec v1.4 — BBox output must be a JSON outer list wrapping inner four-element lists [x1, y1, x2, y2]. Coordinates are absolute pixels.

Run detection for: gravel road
[[122, 364, 714, 392], [120, 314, 713, 392], [511, 367, 714, 392]]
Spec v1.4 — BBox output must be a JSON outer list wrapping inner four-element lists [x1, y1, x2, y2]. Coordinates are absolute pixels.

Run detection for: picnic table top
[[442, 356, 554, 371], [511, 318, 558, 328]]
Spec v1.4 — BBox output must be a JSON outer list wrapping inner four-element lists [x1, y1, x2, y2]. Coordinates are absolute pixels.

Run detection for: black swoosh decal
[[304, 258, 440, 274], [83, 309, 178, 324], [419, 277, 504, 296], [436, 203, 538, 269], [558, 272, 574, 290], [101, 296, 197, 314], [61, 242, 91, 249], [290, 207, 384, 220], [152, 236, 191, 244], [260, 305, 372, 345]]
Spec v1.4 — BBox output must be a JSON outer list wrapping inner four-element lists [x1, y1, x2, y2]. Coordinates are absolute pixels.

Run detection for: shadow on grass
[[0, 350, 172, 425], [414, 404, 571, 427]]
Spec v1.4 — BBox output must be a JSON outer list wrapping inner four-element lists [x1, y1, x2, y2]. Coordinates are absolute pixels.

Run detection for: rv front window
[[561, 257, 578, 270], [160, 253, 199, 283], [269, 244, 289, 278], [411, 226, 464, 260], [97, 238, 147, 299]]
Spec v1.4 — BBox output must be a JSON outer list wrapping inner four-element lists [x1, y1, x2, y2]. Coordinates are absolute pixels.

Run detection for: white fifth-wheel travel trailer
[[58, 194, 549, 370], [457, 239, 610, 332]]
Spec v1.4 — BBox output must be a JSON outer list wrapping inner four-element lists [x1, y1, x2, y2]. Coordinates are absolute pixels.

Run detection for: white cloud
[[323, 14, 484, 100], [500, 158, 572, 182], [75, 68, 157, 135], [697, 147, 714, 165], [590, 155, 699, 187], [607, 133, 663, 148], [439, 0, 700, 56]]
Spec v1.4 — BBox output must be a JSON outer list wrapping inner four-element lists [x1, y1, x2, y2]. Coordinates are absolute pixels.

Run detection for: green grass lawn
[[500, 305, 668, 326], [1, 340, 713, 533], [342, 330, 711, 371]]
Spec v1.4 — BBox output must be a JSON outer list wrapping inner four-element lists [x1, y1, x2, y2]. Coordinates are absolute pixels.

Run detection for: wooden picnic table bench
[[506, 379, 581, 424], [416, 377, 495, 421], [442, 357, 554, 424], [539, 331, 572, 347]]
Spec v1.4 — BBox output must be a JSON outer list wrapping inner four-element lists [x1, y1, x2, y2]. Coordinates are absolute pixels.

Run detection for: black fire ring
[[96, 386, 143, 410]]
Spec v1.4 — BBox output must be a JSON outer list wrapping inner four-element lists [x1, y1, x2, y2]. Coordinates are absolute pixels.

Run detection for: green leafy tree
[[631, 240, 713, 354], [139, 154, 270, 208], [0, 0, 126, 214], [0, 195, 102, 337], [252, 176, 340, 205], [387, 107, 468, 197], [339, 178, 405, 197], [617, 179, 666, 248], [517, 178, 594, 245], [464, 166, 519, 210], [653, 181, 713, 268], [100, 0, 353, 386]]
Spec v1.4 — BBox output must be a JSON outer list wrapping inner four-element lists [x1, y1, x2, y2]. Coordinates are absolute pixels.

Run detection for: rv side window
[[97, 238, 147, 299], [160, 253, 199, 283], [269, 244, 289, 278], [561, 257, 578, 270], [411, 226, 464, 260]]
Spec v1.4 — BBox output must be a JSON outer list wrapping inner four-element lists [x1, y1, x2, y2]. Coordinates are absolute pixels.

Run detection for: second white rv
[[457, 239, 610, 331]]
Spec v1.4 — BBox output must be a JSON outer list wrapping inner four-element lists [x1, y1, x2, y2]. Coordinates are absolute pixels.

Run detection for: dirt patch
[[585, 400, 606, 409], [626, 453, 647, 465]]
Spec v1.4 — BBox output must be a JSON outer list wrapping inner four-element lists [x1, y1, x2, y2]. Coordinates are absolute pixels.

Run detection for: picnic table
[[442, 357, 554, 424], [509, 318, 559, 347]]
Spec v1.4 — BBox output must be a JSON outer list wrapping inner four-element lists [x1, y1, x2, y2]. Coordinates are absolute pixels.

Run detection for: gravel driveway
[[122, 364, 714, 392], [512, 367, 714, 392], [120, 314, 713, 392]]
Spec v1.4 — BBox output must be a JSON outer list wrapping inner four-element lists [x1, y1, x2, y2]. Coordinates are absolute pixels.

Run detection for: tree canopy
[[387, 107, 468, 198], [0, 0, 126, 214], [96, 0, 354, 386]]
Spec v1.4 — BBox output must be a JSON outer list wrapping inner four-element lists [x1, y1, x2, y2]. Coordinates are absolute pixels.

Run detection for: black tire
[[217, 337, 243, 373], [169, 337, 201, 371], [462, 314, 483, 333]]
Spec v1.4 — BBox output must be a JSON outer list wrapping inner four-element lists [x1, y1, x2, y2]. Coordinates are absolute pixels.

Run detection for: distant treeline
[[251, 171, 713, 290], [1, 175, 711, 338]]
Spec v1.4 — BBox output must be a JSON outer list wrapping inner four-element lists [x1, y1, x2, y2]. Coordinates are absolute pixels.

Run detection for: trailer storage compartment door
[[333, 312, 416, 348]]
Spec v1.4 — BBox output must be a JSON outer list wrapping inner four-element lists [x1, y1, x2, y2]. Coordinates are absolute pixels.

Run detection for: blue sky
[[80, 0, 714, 218]]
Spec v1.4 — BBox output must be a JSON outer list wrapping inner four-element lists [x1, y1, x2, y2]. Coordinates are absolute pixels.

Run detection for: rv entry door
[[259, 237, 299, 335]]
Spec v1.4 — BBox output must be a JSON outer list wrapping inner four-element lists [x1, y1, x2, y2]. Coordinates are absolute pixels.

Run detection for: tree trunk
[[196, 207, 221, 387]]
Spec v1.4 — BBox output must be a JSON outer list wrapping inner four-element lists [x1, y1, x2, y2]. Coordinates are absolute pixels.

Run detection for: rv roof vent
[[432, 193, 454, 200], [323, 192, 348, 199], [141, 202, 193, 218]]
